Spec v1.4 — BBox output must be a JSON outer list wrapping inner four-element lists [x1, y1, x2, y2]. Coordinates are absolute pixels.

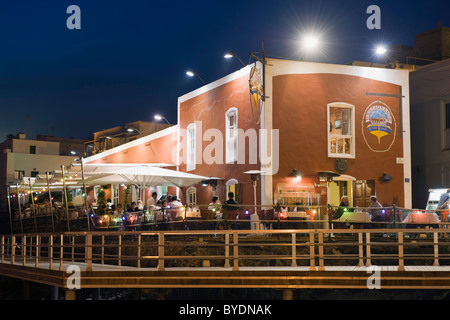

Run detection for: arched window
[[225, 108, 238, 163], [186, 187, 197, 205]]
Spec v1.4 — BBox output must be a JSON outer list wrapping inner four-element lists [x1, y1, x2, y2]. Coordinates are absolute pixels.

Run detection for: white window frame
[[225, 107, 238, 163], [186, 187, 197, 205], [327, 103, 355, 159], [187, 123, 196, 171]]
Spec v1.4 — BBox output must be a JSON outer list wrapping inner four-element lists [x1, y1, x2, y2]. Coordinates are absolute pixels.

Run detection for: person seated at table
[[208, 196, 223, 219], [369, 196, 384, 222], [114, 204, 124, 215], [334, 195, 351, 219]]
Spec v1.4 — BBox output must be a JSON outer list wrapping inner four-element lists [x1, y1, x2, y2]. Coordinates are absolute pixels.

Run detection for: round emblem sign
[[362, 100, 396, 152]]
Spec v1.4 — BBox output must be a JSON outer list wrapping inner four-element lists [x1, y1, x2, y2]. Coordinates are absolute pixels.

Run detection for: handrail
[[1, 228, 450, 273]]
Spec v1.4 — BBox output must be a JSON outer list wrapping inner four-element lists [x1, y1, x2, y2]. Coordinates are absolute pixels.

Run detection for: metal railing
[[2, 228, 450, 272]]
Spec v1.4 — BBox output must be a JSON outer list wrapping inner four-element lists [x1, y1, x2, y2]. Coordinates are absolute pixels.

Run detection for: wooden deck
[[3, 258, 450, 291]]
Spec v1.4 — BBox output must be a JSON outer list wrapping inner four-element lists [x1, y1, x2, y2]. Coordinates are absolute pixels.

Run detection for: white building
[[0, 133, 85, 209]]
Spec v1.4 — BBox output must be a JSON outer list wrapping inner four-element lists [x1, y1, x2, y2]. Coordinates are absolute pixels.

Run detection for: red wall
[[272, 73, 405, 206]]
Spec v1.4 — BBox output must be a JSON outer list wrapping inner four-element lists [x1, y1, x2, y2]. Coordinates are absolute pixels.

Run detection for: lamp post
[[105, 136, 121, 146], [154, 114, 171, 125], [46, 171, 56, 233], [71, 151, 90, 231], [186, 70, 206, 85], [6, 186, 13, 234]]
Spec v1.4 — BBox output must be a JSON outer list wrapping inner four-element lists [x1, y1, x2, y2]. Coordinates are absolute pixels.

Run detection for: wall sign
[[362, 100, 396, 152]]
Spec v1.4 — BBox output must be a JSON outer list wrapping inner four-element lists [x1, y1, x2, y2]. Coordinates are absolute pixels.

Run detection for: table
[[334, 211, 371, 223], [403, 212, 440, 224]]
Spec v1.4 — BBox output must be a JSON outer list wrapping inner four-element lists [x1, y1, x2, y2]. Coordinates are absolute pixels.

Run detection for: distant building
[[0, 133, 86, 209], [410, 58, 450, 208], [85, 120, 171, 156], [414, 27, 450, 63]]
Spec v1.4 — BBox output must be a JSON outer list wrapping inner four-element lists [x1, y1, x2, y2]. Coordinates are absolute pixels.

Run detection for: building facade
[[0, 133, 86, 209], [83, 58, 411, 211]]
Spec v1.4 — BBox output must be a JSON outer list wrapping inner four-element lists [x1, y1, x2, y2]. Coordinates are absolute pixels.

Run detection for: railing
[[2, 228, 450, 272]]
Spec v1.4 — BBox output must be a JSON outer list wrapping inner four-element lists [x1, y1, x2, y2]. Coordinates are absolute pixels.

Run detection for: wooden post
[[65, 289, 76, 300], [358, 232, 364, 267], [318, 232, 325, 271], [157, 232, 165, 271], [365, 232, 372, 267], [22, 236, 26, 266], [232, 232, 239, 271], [118, 235, 122, 266], [11, 235, 15, 265], [433, 231, 440, 266], [309, 231, 316, 271], [35, 235, 40, 268], [85, 233, 93, 271], [137, 234, 141, 268], [398, 231, 405, 271], [291, 233, 297, 267], [49, 235, 53, 270], [59, 235, 64, 271], [224, 233, 231, 268]]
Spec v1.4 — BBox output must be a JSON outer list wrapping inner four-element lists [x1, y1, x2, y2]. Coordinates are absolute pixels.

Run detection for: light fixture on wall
[[381, 172, 392, 182], [289, 169, 303, 181]]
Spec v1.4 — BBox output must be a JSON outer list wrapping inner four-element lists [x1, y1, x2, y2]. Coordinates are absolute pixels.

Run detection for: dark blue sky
[[0, 0, 449, 140]]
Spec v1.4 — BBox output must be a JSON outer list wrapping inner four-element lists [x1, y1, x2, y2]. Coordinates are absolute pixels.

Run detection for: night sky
[[0, 0, 449, 141]]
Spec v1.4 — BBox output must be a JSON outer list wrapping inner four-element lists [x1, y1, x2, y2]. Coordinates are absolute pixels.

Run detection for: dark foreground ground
[[1, 276, 450, 300]]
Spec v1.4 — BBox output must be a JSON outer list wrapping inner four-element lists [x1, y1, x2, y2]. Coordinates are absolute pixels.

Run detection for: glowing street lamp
[[127, 128, 144, 136], [303, 35, 319, 49], [186, 70, 206, 84], [376, 46, 387, 55], [224, 50, 246, 67], [154, 114, 171, 125]]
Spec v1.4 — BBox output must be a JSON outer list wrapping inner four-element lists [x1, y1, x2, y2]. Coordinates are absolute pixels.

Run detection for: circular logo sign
[[362, 101, 396, 152]]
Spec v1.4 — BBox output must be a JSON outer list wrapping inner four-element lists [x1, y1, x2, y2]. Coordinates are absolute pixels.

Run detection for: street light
[[186, 70, 206, 84], [127, 128, 144, 137], [224, 50, 246, 67], [105, 136, 121, 145], [303, 35, 319, 50], [154, 114, 171, 125], [70, 150, 90, 231], [376, 46, 387, 55]]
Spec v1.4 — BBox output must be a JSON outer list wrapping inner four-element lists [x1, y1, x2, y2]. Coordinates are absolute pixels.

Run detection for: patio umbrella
[[83, 164, 208, 188]]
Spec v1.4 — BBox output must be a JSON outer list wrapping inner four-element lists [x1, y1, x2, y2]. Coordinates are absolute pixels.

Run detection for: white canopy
[[82, 164, 208, 188]]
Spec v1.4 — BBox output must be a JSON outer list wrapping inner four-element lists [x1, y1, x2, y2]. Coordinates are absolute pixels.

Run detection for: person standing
[[437, 189, 450, 223], [147, 192, 158, 209]]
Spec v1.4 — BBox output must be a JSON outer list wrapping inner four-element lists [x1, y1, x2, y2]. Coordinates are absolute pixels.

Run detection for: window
[[328, 103, 355, 158], [14, 170, 25, 180], [187, 123, 196, 171], [225, 108, 238, 163], [186, 187, 196, 205], [30, 171, 39, 177], [441, 102, 450, 150], [29, 145, 36, 154], [445, 103, 450, 129]]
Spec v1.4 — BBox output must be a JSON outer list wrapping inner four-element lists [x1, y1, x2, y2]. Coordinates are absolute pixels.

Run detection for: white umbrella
[[84, 164, 208, 188]]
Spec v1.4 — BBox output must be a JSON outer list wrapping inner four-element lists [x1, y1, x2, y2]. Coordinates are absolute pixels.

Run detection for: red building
[[84, 58, 411, 212]]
